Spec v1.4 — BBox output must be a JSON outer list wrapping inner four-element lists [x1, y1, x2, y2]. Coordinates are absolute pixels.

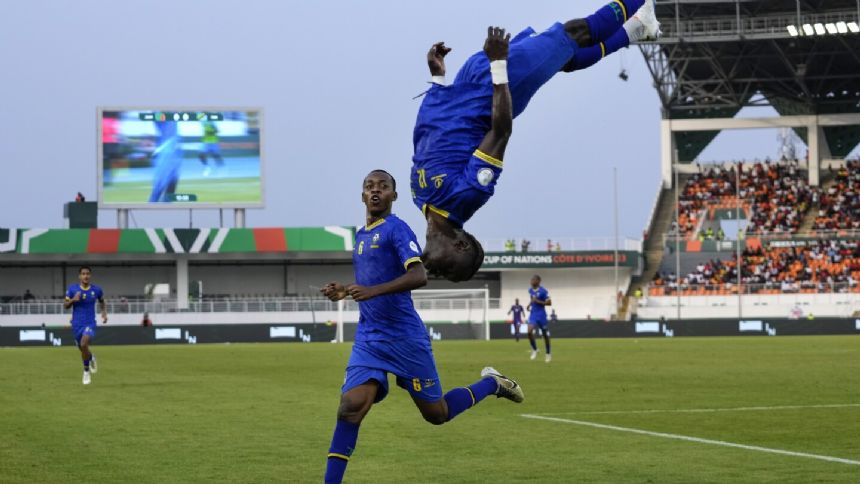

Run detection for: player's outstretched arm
[[346, 263, 427, 301], [98, 297, 108, 324], [476, 27, 512, 161], [427, 42, 451, 77]]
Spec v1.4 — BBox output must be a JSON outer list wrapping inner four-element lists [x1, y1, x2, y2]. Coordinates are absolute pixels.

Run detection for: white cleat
[[82, 370, 91, 385], [203, 166, 212, 177], [90, 355, 97, 374], [530, 349, 538, 360], [481, 367, 524, 403], [632, 0, 662, 41], [545, 354, 552, 363]]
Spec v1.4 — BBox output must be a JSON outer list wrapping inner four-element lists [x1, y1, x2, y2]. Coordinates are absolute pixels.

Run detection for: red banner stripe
[[87, 229, 122, 253], [253, 228, 288, 252]]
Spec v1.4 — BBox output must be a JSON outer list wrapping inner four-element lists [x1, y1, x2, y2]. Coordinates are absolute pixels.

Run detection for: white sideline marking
[[535, 403, 860, 416], [521, 414, 860, 466]]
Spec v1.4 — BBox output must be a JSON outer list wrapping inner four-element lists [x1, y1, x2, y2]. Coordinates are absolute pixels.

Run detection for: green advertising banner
[[481, 251, 640, 269]]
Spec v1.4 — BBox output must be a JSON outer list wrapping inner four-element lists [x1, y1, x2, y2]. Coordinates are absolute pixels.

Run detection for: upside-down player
[[413, 1, 660, 282], [321, 167, 524, 484]]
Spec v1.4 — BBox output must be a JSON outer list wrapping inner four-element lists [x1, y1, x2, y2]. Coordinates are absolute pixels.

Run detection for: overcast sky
[[2, 0, 852, 241]]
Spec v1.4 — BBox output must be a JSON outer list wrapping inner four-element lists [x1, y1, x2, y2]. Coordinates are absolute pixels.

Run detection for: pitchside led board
[[97, 108, 263, 208]]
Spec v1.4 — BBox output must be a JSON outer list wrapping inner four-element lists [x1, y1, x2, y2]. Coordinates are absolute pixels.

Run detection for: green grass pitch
[[102, 177, 262, 204], [2, 336, 859, 483]]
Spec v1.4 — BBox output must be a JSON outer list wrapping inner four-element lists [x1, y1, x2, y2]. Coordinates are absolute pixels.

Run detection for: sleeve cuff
[[403, 256, 423, 269]]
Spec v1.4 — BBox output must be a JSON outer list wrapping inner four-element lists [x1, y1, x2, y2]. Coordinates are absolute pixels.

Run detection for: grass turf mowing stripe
[[535, 403, 860, 415], [521, 414, 860, 466]]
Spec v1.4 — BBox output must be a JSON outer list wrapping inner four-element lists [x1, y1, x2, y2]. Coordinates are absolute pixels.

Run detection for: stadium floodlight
[[825, 23, 838, 34], [787, 25, 799, 37], [837, 21, 849, 34], [814, 23, 826, 36], [849, 22, 860, 33], [803, 24, 815, 36]]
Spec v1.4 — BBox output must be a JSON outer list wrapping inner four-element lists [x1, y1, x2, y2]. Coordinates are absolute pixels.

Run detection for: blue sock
[[83, 357, 91, 371], [586, 0, 644, 43], [545, 338, 551, 355], [325, 420, 359, 484], [443, 377, 498, 422], [568, 28, 630, 71]]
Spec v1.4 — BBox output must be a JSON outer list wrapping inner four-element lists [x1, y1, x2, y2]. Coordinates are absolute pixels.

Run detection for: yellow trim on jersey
[[473, 149, 503, 168], [364, 218, 386, 231], [403, 256, 422, 269], [328, 453, 350, 461], [422, 204, 450, 219], [600, 42, 606, 58], [466, 387, 476, 406], [614, 0, 628, 21], [64, 297, 71, 301]]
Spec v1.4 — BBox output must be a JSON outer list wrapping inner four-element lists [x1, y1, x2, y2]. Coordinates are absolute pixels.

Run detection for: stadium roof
[[640, 0, 860, 161]]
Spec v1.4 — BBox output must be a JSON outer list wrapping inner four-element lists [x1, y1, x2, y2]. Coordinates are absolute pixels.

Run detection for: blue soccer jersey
[[352, 214, 426, 342], [65, 283, 104, 327], [510, 304, 525, 323], [410, 23, 577, 227], [528, 286, 550, 323]]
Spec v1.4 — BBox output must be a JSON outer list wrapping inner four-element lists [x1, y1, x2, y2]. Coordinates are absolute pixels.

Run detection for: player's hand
[[346, 284, 378, 302], [71, 291, 81, 302], [483, 26, 510, 62], [101, 313, 108, 325], [427, 41, 451, 76], [321, 282, 347, 301]]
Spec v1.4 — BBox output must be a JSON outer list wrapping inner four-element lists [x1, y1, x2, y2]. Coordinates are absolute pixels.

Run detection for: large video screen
[[98, 108, 263, 208]]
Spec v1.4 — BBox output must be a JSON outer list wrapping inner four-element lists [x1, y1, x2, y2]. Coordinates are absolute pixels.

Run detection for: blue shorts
[[73, 325, 96, 346], [203, 143, 221, 155], [529, 317, 548, 330], [453, 22, 578, 118], [343, 338, 442, 403]]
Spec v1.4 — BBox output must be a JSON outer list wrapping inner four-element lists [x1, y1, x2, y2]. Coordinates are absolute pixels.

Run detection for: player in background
[[413, 1, 660, 282], [63, 266, 108, 385], [508, 298, 526, 342], [148, 120, 184, 202], [321, 169, 523, 484], [527, 275, 552, 363], [198, 120, 224, 177]]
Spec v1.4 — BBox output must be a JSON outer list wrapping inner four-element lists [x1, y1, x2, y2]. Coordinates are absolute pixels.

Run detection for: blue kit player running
[[321, 169, 524, 484], [527, 275, 552, 363], [63, 266, 108, 385], [508, 298, 526, 342], [413, 2, 660, 282], [148, 120, 184, 203]]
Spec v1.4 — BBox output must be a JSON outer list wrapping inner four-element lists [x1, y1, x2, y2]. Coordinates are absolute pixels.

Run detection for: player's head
[[423, 229, 484, 282], [515, 298, 519, 304], [362, 170, 397, 218], [79, 266, 92, 285], [530, 274, 541, 288]]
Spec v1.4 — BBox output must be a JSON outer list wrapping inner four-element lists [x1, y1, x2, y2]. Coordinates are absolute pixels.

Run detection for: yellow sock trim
[[613, 0, 628, 21], [466, 387, 476, 406], [600, 42, 606, 58], [328, 453, 350, 461]]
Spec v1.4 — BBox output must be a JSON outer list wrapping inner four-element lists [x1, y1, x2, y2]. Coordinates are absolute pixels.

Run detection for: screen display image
[[99, 109, 263, 208]]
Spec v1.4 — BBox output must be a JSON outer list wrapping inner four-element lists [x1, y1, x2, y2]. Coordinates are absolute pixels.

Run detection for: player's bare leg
[[325, 381, 378, 483], [527, 325, 539, 360]]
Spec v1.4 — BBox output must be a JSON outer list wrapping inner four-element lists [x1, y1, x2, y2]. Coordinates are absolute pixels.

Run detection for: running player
[[198, 120, 224, 177], [321, 169, 523, 483], [413, 1, 659, 282], [508, 298, 526, 342], [148, 119, 184, 202], [527, 275, 552, 363], [63, 266, 108, 385]]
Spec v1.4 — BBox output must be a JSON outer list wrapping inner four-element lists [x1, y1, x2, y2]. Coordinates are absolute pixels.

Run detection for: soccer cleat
[[530, 349, 538, 360], [545, 354, 552, 363], [632, 0, 662, 41], [82, 370, 91, 385], [481, 367, 524, 403], [90, 355, 97, 374]]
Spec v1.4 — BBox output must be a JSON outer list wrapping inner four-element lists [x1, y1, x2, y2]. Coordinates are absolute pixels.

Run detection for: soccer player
[[321, 169, 524, 484], [413, 1, 659, 282], [148, 120, 184, 203], [198, 120, 224, 177], [63, 266, 108, 385], [527, 275, 552, 363], [508, 297, 526, 342]]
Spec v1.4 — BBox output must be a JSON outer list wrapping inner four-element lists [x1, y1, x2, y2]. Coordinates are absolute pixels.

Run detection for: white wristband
[[490, 60, 508, 85], [431, 75, 446, 85]]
